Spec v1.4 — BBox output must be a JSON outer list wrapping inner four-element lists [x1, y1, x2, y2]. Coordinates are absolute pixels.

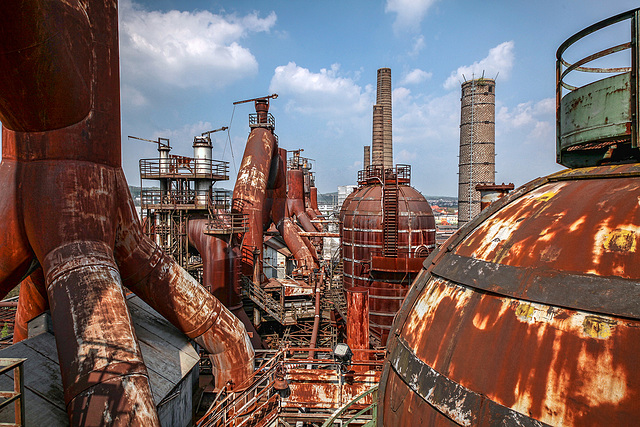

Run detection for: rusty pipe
[[233, 126, 278, 251], [287, 169, 317, 233], [43, 241, 159, 425], [232, 126, 278, 277], [308, 272, 322, 359], [115, 194, 255, 390], [269, 148, 288, 226], [347, 287, 370, 371], [0, 0, 92, 132], [310, 186, 323, 218], [277, 218, 318, 271], [188, 220, 239, 308], [13, 268, 47, 343], [187, 219, 264, 349], [0, 0, 254, 422]]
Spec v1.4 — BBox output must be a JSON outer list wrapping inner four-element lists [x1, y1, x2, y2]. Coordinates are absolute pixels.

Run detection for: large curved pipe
[[115, 193, 255, 390], [287, 169, 317, 233], [277, 218, 318, 271], [232, 123, 278, 277], [0, 1, 255, 423], [268, 148, 288, 226], [187, 219, 264, 350], [310, 187, 323, 217]]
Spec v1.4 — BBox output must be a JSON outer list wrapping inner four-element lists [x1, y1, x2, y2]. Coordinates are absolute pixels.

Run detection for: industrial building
[[0, 3, 638, 427]]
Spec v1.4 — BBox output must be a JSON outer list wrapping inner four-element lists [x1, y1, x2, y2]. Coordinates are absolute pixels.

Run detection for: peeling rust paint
[[0, 1, 255, 423], [381, 164, 640, 426]]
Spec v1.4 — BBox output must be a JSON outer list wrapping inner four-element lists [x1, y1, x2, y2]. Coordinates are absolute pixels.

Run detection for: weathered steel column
[[346, 287, 370, 370]]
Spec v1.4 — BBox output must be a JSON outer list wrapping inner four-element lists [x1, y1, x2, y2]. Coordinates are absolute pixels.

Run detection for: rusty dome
[[379, 9, 640, 426], [340, 165, 436, 344]]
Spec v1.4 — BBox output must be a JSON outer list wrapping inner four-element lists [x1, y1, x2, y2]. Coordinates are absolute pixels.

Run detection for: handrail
[[357, 164, 411, 184], [140, 189, 231, 209], [205, 211, 249, 235], [248, 112, 276, 129], [0, 358, 26, 427], [321, 384, 379, 427], [556, 8, 640, 151], [197, 349, 287, 427], [139, 157, 229, 180]]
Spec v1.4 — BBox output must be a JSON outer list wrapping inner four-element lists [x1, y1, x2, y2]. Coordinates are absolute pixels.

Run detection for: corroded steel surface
[[346, 287, 369, 368], [188, 219, 263, 349], [287, 169, 317, 233], [284, 368, 380, 410], [232, 126, 278, 256], [0, 0, 254, 423], [277, 218, 318, 272], [340, 183, 435, 341], [13, 268, 47, 343], [380, 164, 640, 426]]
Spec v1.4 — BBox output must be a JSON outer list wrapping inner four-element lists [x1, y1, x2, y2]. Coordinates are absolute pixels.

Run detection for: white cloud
[[410, 35, 426, 56], [269, 62, 374, 116], [386, 0, 439, 33], [119, 0, 276, 93], [396, 149, 417, 163], [152, 120, 213, 144], [496, 98, 554, 132], [400, 69, 433, 86], [444, 41, 515, 89]]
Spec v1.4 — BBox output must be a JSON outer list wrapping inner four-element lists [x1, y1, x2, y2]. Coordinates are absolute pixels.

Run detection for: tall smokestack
[[372, 105, 384, 167], [364, 145, 371, 169], [458, 78, 496, 227], [377, 68, 392, 169]]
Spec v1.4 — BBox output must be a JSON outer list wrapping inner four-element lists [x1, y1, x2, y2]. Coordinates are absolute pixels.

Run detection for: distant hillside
[[129, 185, 141, 200]]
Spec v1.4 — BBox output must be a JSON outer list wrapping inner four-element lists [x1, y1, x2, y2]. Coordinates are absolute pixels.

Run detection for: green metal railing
[[321, 384, 378, 427], [556, 8, 640, 166]]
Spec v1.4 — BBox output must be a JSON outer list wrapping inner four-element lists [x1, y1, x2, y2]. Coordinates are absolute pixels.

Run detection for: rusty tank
[[340, 165, 436, 345], [379, 9, 640, 426]]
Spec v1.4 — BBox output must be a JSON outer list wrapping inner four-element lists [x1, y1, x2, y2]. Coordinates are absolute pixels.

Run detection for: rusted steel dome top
[[379, 8, 640, 426], [340, 166, 435, 344], [380, 164, 640, 425]]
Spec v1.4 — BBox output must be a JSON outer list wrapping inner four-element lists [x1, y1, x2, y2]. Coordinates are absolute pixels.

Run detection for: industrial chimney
[[372, 105, 384, 167], [364, 145, 371, 169], [377, 68, 393, 169], [457, 77, 496, 227]]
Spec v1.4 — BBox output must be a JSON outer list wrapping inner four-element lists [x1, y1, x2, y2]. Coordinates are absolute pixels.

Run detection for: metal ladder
[[383, 173, 399, 257]]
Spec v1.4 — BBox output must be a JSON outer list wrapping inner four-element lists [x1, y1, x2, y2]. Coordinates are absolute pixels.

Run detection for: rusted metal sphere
[[380, 164, 640, 426], [340, 183, 435, 342]]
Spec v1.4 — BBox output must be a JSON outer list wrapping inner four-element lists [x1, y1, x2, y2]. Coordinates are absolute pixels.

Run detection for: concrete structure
[[457, 78, 496, 227]]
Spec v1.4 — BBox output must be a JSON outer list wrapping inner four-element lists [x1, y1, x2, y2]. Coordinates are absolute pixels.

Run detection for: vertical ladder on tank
[[383, 171, 399, 257]]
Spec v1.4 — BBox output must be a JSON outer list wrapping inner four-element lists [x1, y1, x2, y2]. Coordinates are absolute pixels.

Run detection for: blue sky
[[87, 1, 640, 195]]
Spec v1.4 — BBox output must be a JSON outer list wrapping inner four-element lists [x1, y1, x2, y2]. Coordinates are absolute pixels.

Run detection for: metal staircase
[[382, 173, 399, 257]]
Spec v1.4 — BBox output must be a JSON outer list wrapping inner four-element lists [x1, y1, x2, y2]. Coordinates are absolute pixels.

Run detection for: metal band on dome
[[389, 338, 550, 427], [431, 253, 640, 320]]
